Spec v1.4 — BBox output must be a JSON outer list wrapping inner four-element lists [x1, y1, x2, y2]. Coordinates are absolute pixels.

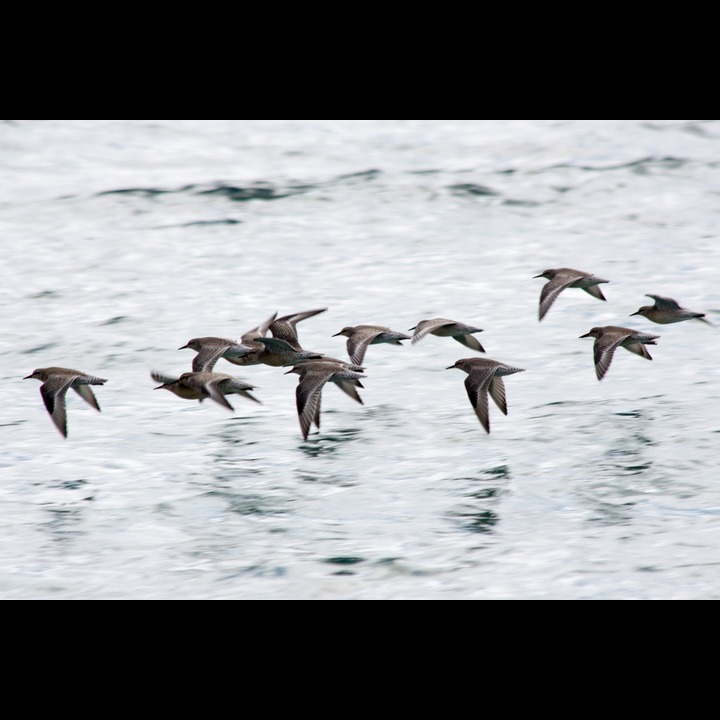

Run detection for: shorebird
[[178, 336, 256, 372], [332, 324, 411, 365], [153, 371, 260, 409], [24, 367, 107, 437], [284, 360, 367, 440], [630, 294, 713, 325], [446, 358, 525, 434], [409, 318, 485, 352], [579, 326, 660, 381], [228, 308, 327, 367], [223, 311, 278, 367], [269, 308, 327, 346], [534, 268, 610, 321], [255, 337, 324, 367]]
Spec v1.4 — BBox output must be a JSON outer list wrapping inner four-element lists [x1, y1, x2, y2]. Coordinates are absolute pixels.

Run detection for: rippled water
[[2, 120, 720, 599]]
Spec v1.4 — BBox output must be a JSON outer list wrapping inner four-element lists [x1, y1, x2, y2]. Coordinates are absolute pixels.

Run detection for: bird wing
[[333, 379, 364, 405], [645, 294, 681, 310], [72, 384, 101, 411], [488, 375, 507, 415], [410, 318, 449, 343], [463, 367, 495, 433], [538, 270, 585, 321], [40, 376, 76, 437], [346, 330, 380, 365], [202, 378, 235, 411], [593, 335, 626, 381], [295, 370, 331, 440], [454, 334, 486, 353], [151, 371, 178, 385], [192, 343, 230, 372], [581, 284, 608, 301]]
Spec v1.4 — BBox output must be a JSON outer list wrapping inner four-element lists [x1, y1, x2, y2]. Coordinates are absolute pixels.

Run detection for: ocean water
[[2, 119, 719, 599]]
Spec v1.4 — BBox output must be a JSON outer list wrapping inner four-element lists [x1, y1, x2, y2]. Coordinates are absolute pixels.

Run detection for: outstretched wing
[[488, 376, 507, 415], [346, 331, 380, 365], [203, 378, 235, 411], [593, 336, 625, 381], [40, 376, 75, 437], [538, 271, 585, 321], [73, 384, 101, 411], [645, 294, 680, 310], [296, 370, 330, 440], [410, 318, 449, 343], [454, 334, 485, 353], [192, 343, 231, 372], [463, 367, 495, 433]]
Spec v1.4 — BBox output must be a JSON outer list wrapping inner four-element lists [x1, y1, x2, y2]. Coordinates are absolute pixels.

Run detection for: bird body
[[333, 324, 411, 365], [579, 325, 660, 380], [284, 360, 367, 439], [153, 371, 260, 409], [631, 294, 712, 325], [24, 367, 107, 437], [446, 358, 524, 433], [534, 267, 609, 321], [409, 318, 485, 352]]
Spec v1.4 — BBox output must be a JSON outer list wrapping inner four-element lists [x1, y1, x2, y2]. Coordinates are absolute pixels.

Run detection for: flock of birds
[[24, 268, 713, 439]]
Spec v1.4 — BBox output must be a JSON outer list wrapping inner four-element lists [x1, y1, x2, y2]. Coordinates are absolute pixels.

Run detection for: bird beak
[[445, 364, 456, 370], [331, 332, 342, 337], [579, 332, 591, 338], [283, 368, 295, 375], [629, 310, 640, 316], [178, 344, 189, 350], [533, 273, 544, 278], [408, 326, 416, 331], [23, 374, 33, 379]]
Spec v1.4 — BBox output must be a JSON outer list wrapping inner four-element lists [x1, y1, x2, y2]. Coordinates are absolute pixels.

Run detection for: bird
[[254, 337, 325, 367], [630, 294, 713, 325], [269, 308, 327, 347], [408, 318, 485, 352], [223, 311, 278, 367], [153, 371, 260, 410], [446, 358, 525, 434], [534, 267, 610, 321], [24, 366, 107, 437], [284, 360, 367, 440], [228, 308, 327, 367], [579, 326, 660, 381], [332, 324, 411, 365], [178, 336, 257, 372]]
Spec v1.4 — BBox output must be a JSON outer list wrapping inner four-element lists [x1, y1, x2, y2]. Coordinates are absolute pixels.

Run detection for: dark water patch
[[502, 199, 541, 207], [22, 342, 58, 355], [97, 187, 188, 198], [409, 168, 442, 175], [447, 505, 500, 534], [531, 156, 688, 174], [28, 290, 61, 299], [324, 556, 365, 565], [196, 182, 307, 202], [0, 420, 27, 428], [335, 169, 382, 182], [296, 470, 356, 487], [205, 490, 287, 516], [586, 501, 636, 527], [448, 183, 499, 197], [100, 315, 128, 326], [178, 218, 242, 227]]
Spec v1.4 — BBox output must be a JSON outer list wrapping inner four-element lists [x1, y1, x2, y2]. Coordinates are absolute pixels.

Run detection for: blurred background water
[[2, 119, 719, 599]]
